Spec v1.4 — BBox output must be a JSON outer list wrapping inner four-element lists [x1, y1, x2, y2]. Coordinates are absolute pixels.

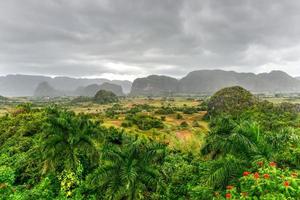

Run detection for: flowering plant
[[218, 162, 300, 199]]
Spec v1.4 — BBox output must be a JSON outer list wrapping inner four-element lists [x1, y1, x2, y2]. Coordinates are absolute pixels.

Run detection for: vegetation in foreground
[[0, 86, 300, 199]]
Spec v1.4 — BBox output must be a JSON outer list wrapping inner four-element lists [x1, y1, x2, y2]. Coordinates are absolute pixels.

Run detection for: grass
[[261, 96, 300, 104], [1, 96, 208, 153]]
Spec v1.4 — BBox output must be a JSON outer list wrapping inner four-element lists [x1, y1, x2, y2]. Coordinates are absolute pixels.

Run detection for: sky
[[0, 0, 300, 81]]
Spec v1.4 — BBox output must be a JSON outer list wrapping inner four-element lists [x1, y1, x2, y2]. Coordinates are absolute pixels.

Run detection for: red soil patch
[[176, 130, 193, 141], [109, 120, 122, 127]]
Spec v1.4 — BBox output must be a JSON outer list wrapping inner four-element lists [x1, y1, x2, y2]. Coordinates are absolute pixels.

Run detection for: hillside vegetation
[[93, 90, 119, 104], [207, 86, 257, 117], [0, 87, 300, 199]]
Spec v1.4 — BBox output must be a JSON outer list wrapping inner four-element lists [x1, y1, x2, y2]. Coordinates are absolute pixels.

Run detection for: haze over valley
[[1, 69, 300, 97]]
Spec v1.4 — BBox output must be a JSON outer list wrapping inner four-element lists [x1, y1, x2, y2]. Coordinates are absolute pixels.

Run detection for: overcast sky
[[0, 0, 299, 80]]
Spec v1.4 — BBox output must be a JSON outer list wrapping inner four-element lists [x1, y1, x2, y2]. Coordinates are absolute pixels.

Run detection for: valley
[[1, 86, 300, 199]]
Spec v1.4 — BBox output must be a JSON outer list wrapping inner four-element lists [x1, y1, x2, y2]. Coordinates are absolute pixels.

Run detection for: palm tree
[[42, 107, 99, 173], [201, 117, 271, 188], [88, 138, 165, 200], [202, 117, 265, 159], [206, 154, 245, 189]]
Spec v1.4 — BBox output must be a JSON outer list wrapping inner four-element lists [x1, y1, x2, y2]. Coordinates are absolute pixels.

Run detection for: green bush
[[0, 166, 15, 185], [182, 107, 198, 114], [155, 106, 175, 115], [121, 121, 133, 128], [192, 120, 200, 127], [180, 121, 189, 128], [176, 113, 183, 120], [127, 104, 154, 114], [125, 114, 164, 130]]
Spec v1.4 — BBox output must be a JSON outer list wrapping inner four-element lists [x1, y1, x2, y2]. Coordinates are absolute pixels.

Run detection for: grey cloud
[[0, 0, 300, 79]]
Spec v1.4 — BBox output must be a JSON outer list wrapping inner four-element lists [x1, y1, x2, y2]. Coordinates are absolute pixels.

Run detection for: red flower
[[269, 162, 277, 167], [257, 161, 264, 167], [226, 185, 234, 190], [284, 181, 289, 187], [243, 171, 251, 176], [225, 193, 231, 199], [263, 174, 270, 179], [253, 172, 260, 179]]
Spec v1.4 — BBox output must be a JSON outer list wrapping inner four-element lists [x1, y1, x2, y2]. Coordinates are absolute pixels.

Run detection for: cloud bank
[[0, 0, 299, 80]]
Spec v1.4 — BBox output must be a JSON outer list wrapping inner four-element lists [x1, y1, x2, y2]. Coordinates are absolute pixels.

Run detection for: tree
[[87, 138, 165, 200], [42, 106, 100, 173], [201, 116, 272, 189]]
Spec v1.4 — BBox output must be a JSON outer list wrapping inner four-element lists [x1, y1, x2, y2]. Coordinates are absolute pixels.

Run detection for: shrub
[[125, 114, 164, 130], [127, 104, 154, 114], [161, 116, 166, 121], [192, 120, 200, 127], [105, 104, 123, 119], [220, 162, 300, 199], [182, 107, 198, 114], [0, 166, 15, 185], [155, 106, 175, 115], [121, 121, 133, 128], [176, 113, 183, 120], [180, 121, 189, 128]]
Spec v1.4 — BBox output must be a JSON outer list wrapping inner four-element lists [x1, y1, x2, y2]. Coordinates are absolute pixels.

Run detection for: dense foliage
[[1, 86, 300, 199], [124, 113, 164, 130], [93, 90, 119, 104], [207, 86, 257, 117]]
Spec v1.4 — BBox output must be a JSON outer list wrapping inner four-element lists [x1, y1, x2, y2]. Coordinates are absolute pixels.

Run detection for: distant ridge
[[34, 82, 63, 97], [75, 82, 124, 96], [1, 70, 299, 97], [130, 75, 178, 96], [0, 74, 132, 97], [130, 70, 300, 96]]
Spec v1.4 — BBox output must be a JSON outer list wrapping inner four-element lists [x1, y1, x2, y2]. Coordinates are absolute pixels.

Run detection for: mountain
[[0, 75, 52, 97], [255, 71, 300, 92], [99, 82, 124, 96], [110, 80, 132, 94], [178, 70, 247, 93], [2, 70, 299, 97], [34, 82, 63, 97], [130, 70, 300, 96], [178, 70, 300, 94], [75, 82, 124, 96], [75, 84, 100, 97], [130, 75, 178, 96], [0, 74, 132, 96], [0, 95, 9, 102], [296, 77, 300, 80]]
